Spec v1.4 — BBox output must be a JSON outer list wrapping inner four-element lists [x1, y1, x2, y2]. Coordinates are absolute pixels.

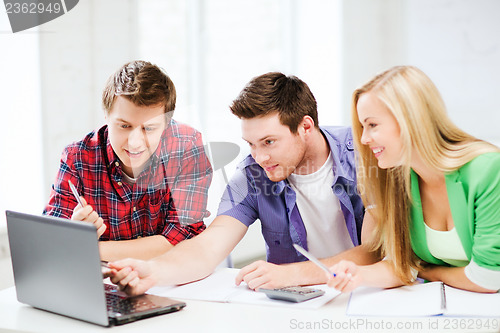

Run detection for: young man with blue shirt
[[109, 72, 378, 295]]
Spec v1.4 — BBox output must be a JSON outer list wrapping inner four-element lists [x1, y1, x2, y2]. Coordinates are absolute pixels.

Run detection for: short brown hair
[[230, 72, 318, 133], [102, 60, 176, 114]]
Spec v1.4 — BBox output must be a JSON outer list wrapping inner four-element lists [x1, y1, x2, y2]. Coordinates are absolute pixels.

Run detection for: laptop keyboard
[[104, 283, 126, 295], [104, 284, 160, 316]]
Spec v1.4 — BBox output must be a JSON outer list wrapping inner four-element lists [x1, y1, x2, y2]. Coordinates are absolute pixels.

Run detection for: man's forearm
[[143, 216, 249, 286], [99, 235, 174, 261], [148, 238, 223, 286]]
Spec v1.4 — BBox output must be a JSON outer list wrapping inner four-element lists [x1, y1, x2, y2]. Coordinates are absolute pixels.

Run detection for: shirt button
[[117, 182, 123, 186], [346, 140, 354, 151], [115, 162, 120, 167], [133, 207, 137, 212]]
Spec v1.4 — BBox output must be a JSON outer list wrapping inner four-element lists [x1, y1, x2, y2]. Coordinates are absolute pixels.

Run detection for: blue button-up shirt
[[217, 126, 364, 264]]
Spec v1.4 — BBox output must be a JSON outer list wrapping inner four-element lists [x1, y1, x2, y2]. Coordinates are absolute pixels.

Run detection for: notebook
[[347, 281, 500, 317], [5, 210, 186, 327]]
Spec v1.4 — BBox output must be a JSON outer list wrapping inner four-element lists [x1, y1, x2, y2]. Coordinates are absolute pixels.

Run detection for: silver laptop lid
[[6, 210, 109, 326]]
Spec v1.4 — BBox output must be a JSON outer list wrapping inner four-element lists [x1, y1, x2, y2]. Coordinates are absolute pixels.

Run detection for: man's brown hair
[[230, 72, 318, 133], [102, 60, 176, 115]]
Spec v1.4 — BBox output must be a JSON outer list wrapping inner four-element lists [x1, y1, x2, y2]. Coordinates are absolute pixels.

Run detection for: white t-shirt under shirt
[[288, 153, 354, 259]]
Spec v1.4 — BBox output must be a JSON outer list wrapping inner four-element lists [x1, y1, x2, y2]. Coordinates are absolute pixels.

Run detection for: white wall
[[0, 4, 43, 290], [405, 0, 500, 145], [0, 10, 44, 227], [340, 0, 408, 123], [340, 0, 500, 146]]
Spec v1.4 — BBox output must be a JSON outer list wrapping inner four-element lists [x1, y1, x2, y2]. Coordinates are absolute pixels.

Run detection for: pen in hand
[[68, 180, 85, 207], [293, 243, 337, 277], [68, 180, 106, 238]]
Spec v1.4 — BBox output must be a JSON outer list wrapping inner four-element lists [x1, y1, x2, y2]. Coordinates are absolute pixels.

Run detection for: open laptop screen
[[6, 210, 185, 326]]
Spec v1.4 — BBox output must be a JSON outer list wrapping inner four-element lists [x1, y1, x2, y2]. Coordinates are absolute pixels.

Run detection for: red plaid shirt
[[44, 120, 212, 245]]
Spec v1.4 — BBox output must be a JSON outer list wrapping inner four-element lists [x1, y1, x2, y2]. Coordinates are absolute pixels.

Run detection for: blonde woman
[[327, 65, 500, 293]]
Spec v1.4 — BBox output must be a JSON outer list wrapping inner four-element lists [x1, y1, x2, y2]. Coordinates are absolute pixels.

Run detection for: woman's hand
[[326, 260, 364, 293]]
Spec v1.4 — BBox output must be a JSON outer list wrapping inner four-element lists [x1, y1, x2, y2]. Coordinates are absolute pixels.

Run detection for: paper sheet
[[147, 268, 340, 309], [445, 285, 500, 317], [347, 282, 444, 316], [347, 281, 500, 317]]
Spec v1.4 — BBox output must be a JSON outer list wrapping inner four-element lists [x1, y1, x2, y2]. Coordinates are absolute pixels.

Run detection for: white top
[[424, 223, 469, 267], [288, 153, 353, 259], [424, 224, 500, 291]]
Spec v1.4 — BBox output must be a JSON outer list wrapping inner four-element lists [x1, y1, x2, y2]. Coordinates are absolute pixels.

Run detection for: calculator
[[259, 286, 325, 303]]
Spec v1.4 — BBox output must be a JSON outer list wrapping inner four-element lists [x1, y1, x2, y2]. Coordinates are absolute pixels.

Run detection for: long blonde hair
[[351, 66, 500, 283]]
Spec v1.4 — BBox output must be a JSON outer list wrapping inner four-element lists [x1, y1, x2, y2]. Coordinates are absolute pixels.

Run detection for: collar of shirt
[[320, 126, 355, 185]]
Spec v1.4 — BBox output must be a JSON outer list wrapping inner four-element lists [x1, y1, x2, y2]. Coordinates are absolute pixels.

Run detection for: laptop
[[5, 210, 186, 327]]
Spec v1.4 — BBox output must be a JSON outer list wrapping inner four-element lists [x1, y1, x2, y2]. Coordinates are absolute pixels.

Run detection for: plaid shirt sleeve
[[160, 128, 213, 245], [43, 145, 83, 219]]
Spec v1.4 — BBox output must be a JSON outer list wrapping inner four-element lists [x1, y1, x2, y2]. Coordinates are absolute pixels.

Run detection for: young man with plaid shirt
[[44, 60, 213, 261]]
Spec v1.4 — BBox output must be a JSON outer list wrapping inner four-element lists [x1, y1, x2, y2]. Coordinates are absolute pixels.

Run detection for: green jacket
[[409, 152, 500, 272]]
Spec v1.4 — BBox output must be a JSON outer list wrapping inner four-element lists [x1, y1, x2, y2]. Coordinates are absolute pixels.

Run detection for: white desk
[[1, 286, 499, 333]]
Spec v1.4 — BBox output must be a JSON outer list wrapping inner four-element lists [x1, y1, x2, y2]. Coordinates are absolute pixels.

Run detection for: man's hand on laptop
[[108, 259, 156, 296], [71, 197, 107, 238]]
